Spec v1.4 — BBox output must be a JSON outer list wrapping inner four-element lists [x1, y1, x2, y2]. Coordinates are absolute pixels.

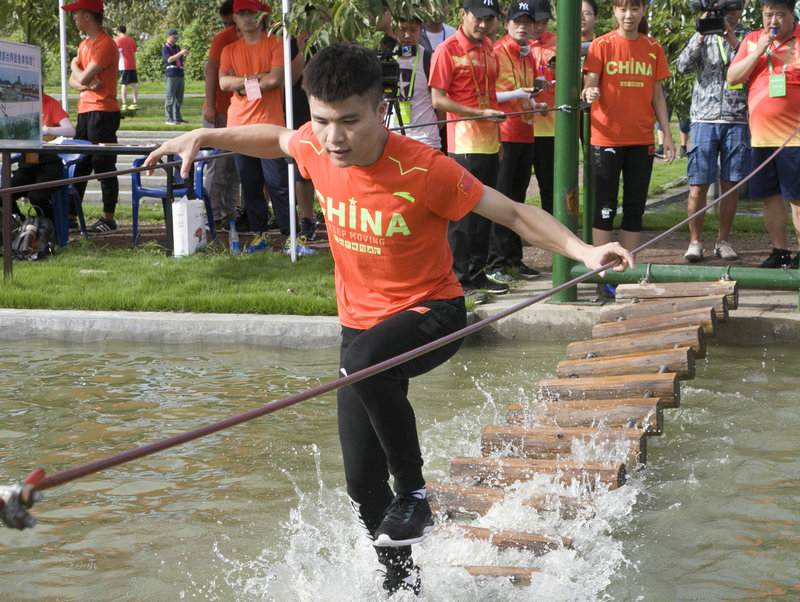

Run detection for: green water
[[0, 337, 797, 600]]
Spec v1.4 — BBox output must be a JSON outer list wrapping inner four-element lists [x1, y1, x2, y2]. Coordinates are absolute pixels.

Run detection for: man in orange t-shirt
[[144, 43, 633, 595], [203, 0, 241, 226], [219, 0, 289, 244], [62, 0, 121, 234]]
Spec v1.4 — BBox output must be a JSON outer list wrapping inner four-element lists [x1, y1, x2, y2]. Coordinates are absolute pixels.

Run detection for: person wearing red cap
[[219, 0, 292, 251], [61, 0, 121, 234]]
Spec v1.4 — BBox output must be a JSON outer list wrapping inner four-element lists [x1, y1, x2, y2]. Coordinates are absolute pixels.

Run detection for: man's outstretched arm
[[473, 186, 635, 276], [144, 125, 295, 178]]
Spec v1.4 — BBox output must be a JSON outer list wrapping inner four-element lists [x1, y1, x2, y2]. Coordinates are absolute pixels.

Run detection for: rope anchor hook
[[0, 469, 45, 530]]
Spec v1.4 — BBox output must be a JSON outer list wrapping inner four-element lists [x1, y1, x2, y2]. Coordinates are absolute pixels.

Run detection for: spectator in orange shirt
[[61, 0, 121, 234], [529, 0, 556, 215], [113, 24, 138, 109], [203, 0, 241, 228]]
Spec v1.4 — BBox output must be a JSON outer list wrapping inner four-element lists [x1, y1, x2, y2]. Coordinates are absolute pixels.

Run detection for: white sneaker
[[684, 240, 703, 262], [714, 241, 738, 261]]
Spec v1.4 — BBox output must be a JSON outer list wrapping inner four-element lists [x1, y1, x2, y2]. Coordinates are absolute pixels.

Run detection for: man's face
[[762, 3, 795, 39], [394, 20, 423, 46], [530, 18, 550, 41], [581, 2, 597, 37], [506, 16, 535, 45], [221, 13, 236, 29], [233, 10, 259, 33], [460, 9, 497, 42], [724, 9, 743, 29], [308, 93, 387, 168], [71, 9, 91, 32]]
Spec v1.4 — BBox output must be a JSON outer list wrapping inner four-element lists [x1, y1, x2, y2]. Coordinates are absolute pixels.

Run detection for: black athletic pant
[[74, 110, 120, 215], [338, 297, 465, 546], [591, 144, 654, 232], [448, 152, 498, 288], [532, 135, 554, 215], [487, 141, 535, 272]]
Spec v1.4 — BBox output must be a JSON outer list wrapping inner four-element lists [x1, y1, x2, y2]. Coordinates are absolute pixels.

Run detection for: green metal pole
[[551, 0, 581, 302], [581, 108, 594, 244], [570, 263, 800, 290]]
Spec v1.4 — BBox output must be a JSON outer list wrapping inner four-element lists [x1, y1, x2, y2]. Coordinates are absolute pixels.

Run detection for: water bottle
[[229, 222, 240, 256], [20, 221, 38, 254]]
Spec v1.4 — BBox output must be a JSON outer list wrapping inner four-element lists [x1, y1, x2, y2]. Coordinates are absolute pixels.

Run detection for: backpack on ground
[[12, 206, 57, 261]]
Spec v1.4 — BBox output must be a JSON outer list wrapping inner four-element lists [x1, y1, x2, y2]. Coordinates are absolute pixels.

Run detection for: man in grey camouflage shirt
[[676, 8, 750, 263]]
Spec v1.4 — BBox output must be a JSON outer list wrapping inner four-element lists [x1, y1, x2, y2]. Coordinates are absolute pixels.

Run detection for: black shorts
[[119, 70, 138, 85]]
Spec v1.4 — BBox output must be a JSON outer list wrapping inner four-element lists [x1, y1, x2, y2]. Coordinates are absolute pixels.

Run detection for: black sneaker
[[374, 494, 434, 547], [87, 217, 117, 233], [654, 145, 664, 159], [462, 287, 488, 306], [474, 273, 509, 295], [512, 263, 541, 280], [299, 217, 316, 241], [759, 247, 793, 269], [382, 561, 421, 596]]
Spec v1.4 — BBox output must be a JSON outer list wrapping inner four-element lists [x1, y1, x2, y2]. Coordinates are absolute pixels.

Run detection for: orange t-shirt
[[494, 35, 537, 143], [204, 26, 239, 115], [583, 31, 670, 147], [288, 123, 484, 329], [731, 24, 800, 148], [42, 93, 69, 128], [76, 31, 120, 113], [114, 34, 137, 70], [429, 26, 500, 154], [220, 33, 284, 127], [530, 30, 556, 138]]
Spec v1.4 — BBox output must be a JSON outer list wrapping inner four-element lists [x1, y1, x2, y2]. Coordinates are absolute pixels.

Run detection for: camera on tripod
[[689, 0, 743, 36], [376, 48, 401, 100]]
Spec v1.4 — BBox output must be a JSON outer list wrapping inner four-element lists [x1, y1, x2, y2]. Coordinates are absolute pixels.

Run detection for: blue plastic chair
[[54, 139, 91, 246], [131, 150, 216, 245]]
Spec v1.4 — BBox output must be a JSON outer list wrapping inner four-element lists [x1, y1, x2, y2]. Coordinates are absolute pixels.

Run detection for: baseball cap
[[506, 1, 536, 21], [61, 0, 103, 13], [233, 0, 272, 12], [530, 0, 553, 21], [462, 0, 500, 19], [167, 28, 180, 37]]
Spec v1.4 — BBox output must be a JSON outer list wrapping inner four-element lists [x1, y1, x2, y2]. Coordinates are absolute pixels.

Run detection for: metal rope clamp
[[0, 469, 44, 530]]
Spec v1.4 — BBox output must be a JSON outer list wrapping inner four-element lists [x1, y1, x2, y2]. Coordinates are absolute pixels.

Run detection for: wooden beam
[[450, 456, 626, 490], [507, 397, 663, 435], [599, 294, 729, 323], [428, 481, 593, 520], [459, 565, 541, 586], [537, 372, 680, 408], [566, 325, 706, 360], [592, 307, 718, 339], [481, 425, 646, 466], [615, 280, 738, 309], [444, 524, 572, 554], [557, 346, 695, 380]]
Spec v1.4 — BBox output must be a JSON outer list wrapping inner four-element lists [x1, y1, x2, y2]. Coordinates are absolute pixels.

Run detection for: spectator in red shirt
[[113, 24, 138, 109]]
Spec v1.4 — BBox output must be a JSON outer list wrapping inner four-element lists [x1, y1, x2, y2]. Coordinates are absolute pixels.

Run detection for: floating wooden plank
[[615, 280, 738, 309], [537, 372, 680, 408], [459, 565, 541, 586], [481, 425, 646, 467], [428, 481, 592, 520], [592, 307, 718, 339], [450, 456, 626, 490], [445, 524, 572, 554], [566, 325, 706, 360], [599, 294, 729, 324], [507, 398, 663, 435], [556, 346, 695, 381]]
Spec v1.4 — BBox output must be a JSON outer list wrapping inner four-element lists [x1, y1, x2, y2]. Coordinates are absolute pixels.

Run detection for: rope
[[388, 105, 574, 132]]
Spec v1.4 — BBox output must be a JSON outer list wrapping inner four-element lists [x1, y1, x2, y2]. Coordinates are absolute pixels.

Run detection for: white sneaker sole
[[373, 524, 434, 547]]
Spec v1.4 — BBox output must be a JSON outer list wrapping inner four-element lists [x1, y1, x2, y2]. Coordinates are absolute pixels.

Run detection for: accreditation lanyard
[[717, 35, 743, 89], [398, 49, 420, 124], [241, 36, 266, 100], [501, 41, 534, 124], [767, 35, 795, 98], [465, 44, 491, 109]]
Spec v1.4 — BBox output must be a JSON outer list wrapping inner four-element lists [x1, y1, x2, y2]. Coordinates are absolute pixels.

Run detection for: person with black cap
[[162, 28, 189, 125], [428, 0, 508, 306], [61, 0, 121, 234], [486, 1, 547, 285]]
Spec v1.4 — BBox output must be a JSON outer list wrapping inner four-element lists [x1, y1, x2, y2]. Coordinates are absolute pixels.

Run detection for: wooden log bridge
[[437, 279, 734, 587]]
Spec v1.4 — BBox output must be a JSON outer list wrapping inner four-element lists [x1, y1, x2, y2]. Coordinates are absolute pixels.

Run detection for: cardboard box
[[172, 196, 207, 257]]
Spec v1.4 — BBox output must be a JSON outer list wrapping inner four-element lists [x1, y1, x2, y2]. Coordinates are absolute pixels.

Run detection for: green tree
[[648, 0, 695, 120]]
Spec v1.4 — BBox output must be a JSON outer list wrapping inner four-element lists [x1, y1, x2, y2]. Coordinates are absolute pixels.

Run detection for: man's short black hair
[[583, 0, 598, 16], [220, 0, 234, 16], [116, 24, 126, 33], [302, 43, 382, 106], [761, 0, 795, 10]]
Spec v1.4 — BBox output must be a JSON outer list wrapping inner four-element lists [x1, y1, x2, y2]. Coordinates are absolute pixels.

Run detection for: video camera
[[376, 45, 400, 100], [689, 0, 744, 36]]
